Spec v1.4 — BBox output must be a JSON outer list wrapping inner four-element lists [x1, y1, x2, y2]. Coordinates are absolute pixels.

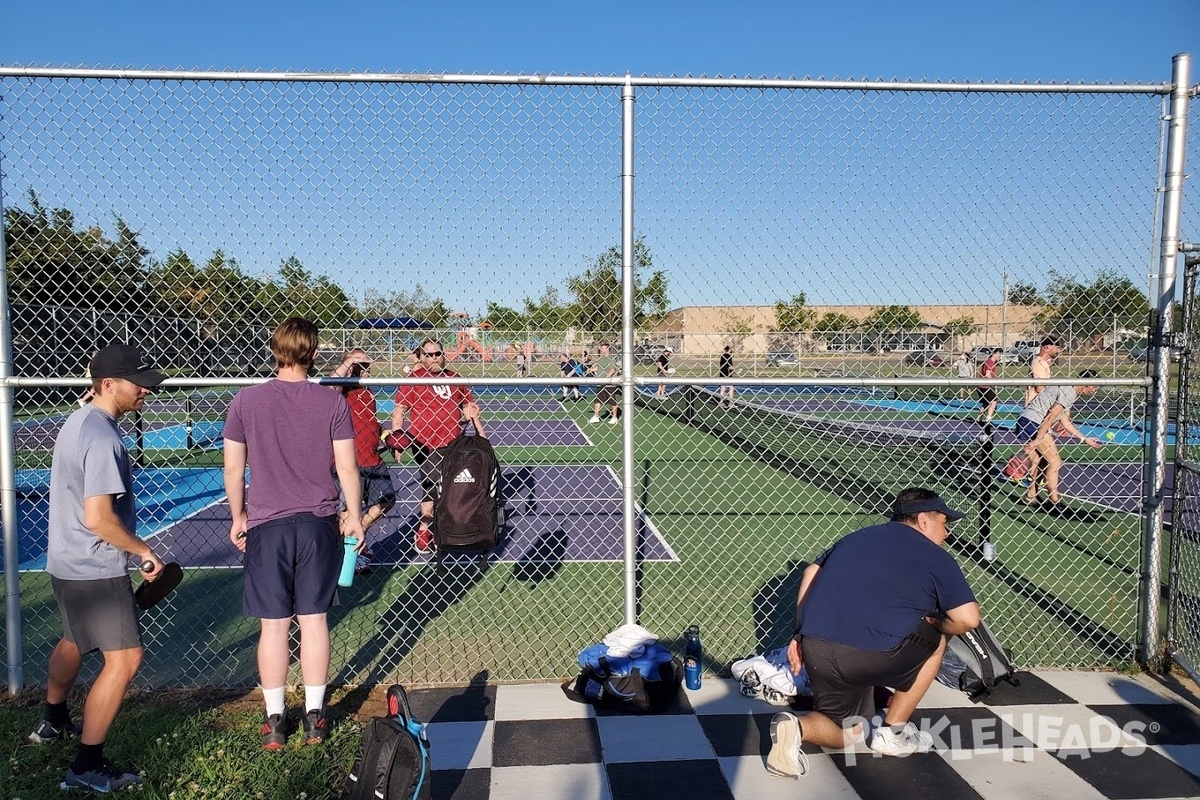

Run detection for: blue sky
[[1, 1, 1197, 314], [3, 0, 1195, 83]]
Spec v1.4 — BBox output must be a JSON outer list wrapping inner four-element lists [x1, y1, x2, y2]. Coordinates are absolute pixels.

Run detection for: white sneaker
[[869, 722, 934, 756], [766, 712, 809, 778], [607, 416, 620, 424], [588, 416, 601, 423]]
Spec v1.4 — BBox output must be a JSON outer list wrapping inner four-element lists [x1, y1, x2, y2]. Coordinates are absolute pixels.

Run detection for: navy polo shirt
[[797, 521, 976, 652]]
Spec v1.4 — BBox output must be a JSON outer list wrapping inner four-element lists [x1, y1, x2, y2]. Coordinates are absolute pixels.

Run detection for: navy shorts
[[243, 512, 341, 619], [52, 575, 141, 653], [411, 444, 447, 504], [1015, 416, 1040, 442], [801, 620, 941, 726]]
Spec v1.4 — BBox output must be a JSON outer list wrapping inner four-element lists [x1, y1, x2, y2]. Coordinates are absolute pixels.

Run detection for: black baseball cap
[[892, 495, 966, 522], [90, 344, 167, 388]]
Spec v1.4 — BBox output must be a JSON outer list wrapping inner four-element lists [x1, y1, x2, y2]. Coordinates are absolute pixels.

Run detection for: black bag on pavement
[[563, 653, 682, 714], [433, 433, 504, 572], [342, 684, 432, 800], [938, 619, 1020, 700]]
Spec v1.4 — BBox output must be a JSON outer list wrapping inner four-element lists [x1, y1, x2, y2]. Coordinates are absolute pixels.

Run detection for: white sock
[[305, 684, 327, 714], [262, 685, 286, 718]]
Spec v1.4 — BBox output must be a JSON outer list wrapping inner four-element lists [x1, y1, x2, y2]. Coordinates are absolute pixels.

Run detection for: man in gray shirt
[[30, 344, 167, 793], [1015, 369, 1102, 507]]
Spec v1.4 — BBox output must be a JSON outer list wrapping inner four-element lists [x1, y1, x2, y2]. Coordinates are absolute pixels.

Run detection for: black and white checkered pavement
[[404, 670, 1200, 800]]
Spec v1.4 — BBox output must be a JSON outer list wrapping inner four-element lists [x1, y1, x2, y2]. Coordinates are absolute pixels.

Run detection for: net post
[[185, 392, 194, 450]]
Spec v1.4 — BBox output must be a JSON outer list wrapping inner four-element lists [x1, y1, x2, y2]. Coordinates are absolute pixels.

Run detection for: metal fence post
[[1142, 53, 1192, 668], [621, 74, 639, 625]]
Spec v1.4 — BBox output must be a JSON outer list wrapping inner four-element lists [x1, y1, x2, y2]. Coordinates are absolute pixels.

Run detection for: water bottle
[[338, 537, 359, 588], [684, 625, 702, 690]]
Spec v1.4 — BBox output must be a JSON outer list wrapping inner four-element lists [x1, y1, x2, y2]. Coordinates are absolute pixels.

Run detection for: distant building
[[647, 304, 1044, 357]]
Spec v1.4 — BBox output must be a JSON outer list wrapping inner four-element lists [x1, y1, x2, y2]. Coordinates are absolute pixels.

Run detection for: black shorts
[[801, 620, 941, 726], [52, 575, 141, 653], [596, 385, 620, 406], [412, 444, 447, 504], [977, 386, 997, 405], [242, 512, 341, 619], [361, 464, 397, 512]]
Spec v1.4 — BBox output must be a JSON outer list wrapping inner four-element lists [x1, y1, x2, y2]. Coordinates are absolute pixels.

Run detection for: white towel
[[602, 623, 659, 657]]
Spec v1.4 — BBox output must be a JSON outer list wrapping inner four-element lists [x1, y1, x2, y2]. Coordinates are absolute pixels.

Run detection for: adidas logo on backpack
[[453, 468, 475, 484]]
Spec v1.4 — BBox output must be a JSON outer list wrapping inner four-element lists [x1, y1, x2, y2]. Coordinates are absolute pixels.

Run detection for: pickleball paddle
[[134, 560, 183, 610]]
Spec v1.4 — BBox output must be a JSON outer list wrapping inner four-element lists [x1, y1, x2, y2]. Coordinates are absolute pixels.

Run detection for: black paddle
[[134, 560, 183, 610]]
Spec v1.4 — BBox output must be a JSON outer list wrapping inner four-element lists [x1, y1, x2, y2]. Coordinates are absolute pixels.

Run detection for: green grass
[[2, 688, 362, 800]]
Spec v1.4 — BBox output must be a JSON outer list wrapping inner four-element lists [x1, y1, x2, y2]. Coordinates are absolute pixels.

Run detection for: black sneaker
[[61, 759, 141, 792], [302, 707, 329, 745], [28, 717, 82, 744], [260, 712, 293, 750]]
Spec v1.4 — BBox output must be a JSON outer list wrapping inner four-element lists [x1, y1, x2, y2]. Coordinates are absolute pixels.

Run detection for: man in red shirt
[[390, 339, 486, 553], [977, 348, 1003, 423], [329, 349, 396, 572]]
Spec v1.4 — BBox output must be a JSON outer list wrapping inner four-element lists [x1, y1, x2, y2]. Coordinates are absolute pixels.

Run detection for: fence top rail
[[0, 66, 1182, 94], [2, 376, 1152, 389]]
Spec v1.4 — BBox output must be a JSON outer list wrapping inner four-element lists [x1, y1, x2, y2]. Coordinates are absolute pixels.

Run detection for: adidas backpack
[[434, 433, 503, 570]]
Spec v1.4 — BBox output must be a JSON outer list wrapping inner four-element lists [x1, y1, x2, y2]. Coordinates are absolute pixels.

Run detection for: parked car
[[633, 342, 672, 364], [1001, 340, 1040, 365], [1128, 344, 1183, 363], [766, 350, 799, 367], [968, 345, 1003, 363], [903, 351, 946, 367]]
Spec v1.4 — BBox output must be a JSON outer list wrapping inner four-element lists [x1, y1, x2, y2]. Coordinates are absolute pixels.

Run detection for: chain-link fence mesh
[[1, 69, 1189, 689]]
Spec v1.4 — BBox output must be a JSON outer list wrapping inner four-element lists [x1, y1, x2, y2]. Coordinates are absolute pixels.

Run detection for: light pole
[[1001, 271, 1009, 350]]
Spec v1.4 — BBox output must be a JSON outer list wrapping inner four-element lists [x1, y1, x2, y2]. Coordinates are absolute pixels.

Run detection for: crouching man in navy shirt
[[767, 487, 981, 777]]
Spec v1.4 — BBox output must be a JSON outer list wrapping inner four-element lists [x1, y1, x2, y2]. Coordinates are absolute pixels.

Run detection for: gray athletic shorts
[[51, 575, 142, 654]]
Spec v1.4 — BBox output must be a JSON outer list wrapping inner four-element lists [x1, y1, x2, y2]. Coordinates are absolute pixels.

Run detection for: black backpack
[[342, 684, 432, 800], [434, 433, 504, 571], [937, 619, 1020, 700]]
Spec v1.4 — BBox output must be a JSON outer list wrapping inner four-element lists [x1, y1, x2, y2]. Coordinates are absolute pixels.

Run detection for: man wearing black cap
[[767, 487, 980, 778], [30, 344, 168, 792]]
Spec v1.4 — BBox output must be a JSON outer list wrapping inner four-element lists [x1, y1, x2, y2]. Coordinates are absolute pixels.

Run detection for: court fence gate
[[1, 57, 1196, 692]]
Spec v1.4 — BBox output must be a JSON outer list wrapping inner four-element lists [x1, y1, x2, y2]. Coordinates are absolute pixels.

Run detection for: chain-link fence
[[2, 63, 1193, 690]]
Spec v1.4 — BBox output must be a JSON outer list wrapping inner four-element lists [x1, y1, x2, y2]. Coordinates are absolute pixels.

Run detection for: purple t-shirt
[[223, 379, 355, 528]]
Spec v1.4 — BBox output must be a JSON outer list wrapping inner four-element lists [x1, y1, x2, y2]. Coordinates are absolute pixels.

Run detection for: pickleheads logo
[[453, 469, 475, 484], [836, 712, 1154, 765]]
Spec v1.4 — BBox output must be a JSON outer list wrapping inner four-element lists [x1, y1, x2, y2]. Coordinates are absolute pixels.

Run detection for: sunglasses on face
[[421, 350, 443, 358]]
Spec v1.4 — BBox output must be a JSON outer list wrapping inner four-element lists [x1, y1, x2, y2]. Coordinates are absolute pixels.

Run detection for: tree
[[1036, 268, 1150, 346], [1008, 282, 1043, 306], [942, 316, 978, 337], [567, 238, 667, 333], [813, 312, 861, 351], [862, 305, 922, 353], [720, 310, 754, 353], [361, 285, 451, 328], [774, 293, 815, 332]]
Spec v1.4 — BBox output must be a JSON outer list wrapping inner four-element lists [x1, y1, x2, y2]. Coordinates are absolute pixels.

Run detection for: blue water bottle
[[684, 625, 702, 690], [338, 537, 358, 588]]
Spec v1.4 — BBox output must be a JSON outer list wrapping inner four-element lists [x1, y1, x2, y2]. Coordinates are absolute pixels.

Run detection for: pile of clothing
[[730, 647, 811, 706], [577, 623, 673, 676]]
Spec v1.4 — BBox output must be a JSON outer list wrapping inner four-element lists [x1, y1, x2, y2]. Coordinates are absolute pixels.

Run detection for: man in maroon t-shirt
[[329, 349, 397, 572], [390, 338, 486, 553], [977, 348, 1002, 423]]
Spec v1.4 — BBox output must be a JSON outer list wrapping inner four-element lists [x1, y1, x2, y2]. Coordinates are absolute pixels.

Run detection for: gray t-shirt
[[594, 353, 617, 377], [48, 405, 136, 580], [223, 379, 356, 528], [1020, 384, 1080, 425]]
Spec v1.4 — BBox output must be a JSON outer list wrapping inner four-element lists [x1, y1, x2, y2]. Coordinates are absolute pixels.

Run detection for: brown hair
[[271, 317, 319, 369]]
